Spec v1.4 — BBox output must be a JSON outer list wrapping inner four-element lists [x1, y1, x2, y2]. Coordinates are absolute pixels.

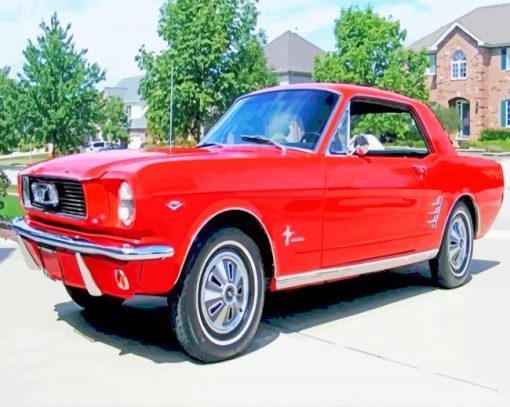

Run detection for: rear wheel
[[169, 227, 265, 363], [65, 286, 124, 312], [430, 202, 474, 289]]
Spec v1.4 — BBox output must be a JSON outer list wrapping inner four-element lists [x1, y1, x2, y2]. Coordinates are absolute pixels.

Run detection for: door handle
[[412, 165, 427, 177]]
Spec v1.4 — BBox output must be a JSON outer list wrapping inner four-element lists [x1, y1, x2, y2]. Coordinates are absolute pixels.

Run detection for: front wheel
[[169, 227, 265, 363], [430, 202, 474, 289]]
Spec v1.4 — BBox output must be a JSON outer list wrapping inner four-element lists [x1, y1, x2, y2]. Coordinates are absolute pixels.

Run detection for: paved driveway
[[1, 162, 509, 407]]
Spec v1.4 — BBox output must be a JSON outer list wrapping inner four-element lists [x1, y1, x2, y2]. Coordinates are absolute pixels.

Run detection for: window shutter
[[502, 100, 507, 127], [502, 48, 508, 70]]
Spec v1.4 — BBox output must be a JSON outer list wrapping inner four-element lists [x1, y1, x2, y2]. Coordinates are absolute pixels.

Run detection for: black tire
[[430, 202, 474, 289], [169, 227, 265, 363], [65, 285, 124, 312]]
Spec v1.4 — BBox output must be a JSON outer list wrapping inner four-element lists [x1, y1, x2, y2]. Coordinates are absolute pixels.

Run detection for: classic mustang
[[14, 84, 504, 362]]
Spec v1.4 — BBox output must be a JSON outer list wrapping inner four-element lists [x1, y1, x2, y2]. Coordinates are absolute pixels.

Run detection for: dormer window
[[452, 50, 467, 79]]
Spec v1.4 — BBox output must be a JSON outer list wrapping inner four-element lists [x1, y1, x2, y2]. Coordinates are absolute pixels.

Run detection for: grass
[[460, 139, 510, 152], [0, 195, 25, 220], [0, 153, 49, 167]]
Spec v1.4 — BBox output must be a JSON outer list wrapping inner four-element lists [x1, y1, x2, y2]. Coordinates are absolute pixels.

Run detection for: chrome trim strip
[[275, 249, 439, 290], [16, 235, 41, 271], [76, 253, 102, 296], [427, 195, 443, 228], [12, 217, 174, 261]]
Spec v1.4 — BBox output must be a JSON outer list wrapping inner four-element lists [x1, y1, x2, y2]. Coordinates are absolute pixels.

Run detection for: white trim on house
[[429, 22, 485, 51]]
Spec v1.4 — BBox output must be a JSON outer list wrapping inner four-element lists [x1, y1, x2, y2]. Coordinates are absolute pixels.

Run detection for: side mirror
[[356, 144, 369, 157]]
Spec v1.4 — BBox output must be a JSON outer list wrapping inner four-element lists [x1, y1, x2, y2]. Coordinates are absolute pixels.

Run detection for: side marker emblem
[[167, 200, 183, 211]]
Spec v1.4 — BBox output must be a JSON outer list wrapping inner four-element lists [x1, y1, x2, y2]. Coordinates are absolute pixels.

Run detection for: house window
[[503, 100, 510, 127], [452, 50, 467, 79], [126, 105, 132, 118], [508, 101, 510, 127], [427, 54, 437, 75], [502, 48, 510, 70]]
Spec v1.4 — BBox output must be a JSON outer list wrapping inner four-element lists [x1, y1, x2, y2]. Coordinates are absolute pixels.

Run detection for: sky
[[0, 0, 503, 86]]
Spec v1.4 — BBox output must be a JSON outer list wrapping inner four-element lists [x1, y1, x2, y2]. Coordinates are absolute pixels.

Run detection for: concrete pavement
[[0, 161, 509, 406]]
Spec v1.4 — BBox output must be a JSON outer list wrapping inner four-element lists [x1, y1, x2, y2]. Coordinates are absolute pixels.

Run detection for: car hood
[[21, 146, 292, 180]]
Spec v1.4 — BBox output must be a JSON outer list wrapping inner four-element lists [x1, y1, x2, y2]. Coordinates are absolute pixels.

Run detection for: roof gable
[[409, 3, 510, 51], [264, 31, 326, 74]]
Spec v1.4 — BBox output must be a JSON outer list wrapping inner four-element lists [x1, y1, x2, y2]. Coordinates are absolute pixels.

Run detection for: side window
[[348, 99, 430, 157], [329, 105, 349, 155]]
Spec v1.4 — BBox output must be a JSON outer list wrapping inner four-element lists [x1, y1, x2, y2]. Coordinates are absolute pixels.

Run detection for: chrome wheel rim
[[199, 249, 249, 335], [448, 214, 470, 276]]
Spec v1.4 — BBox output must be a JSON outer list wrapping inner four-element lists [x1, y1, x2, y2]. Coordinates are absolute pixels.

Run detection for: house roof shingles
[[104, 76, 144, 104], [409, 3, 510, 52], [264, 30, 326, 74]]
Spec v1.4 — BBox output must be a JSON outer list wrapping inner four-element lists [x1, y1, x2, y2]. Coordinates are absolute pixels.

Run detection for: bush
[[0, 170, 11, 211], [431, 104, 460, 135], [457, 140, 472, 149], [480, 128, 510, 141]]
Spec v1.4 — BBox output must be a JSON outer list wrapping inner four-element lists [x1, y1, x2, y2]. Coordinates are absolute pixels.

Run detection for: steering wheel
[[299, 132, 321, 144]]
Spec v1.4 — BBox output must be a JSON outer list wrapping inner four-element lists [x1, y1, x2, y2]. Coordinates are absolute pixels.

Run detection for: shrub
[[431, 103, 460, 135], [458, 140, 472, 148], [480, 128, 510, 141], [0, 170, 11, 211]]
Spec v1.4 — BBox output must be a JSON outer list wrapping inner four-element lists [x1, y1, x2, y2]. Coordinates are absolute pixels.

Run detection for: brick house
[[410, 3, 510, 140], [264, 31, 325, 85]]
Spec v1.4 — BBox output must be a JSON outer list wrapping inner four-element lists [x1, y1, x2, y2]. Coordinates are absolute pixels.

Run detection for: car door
[[322, 100, 432, 269]]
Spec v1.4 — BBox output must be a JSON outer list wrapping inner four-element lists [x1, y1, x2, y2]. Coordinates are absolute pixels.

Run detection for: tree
[[432, 103, 460, 135], [19, 13, 105, 156], [0, 67, 21, 154], [313, 5, 429, 102], [137, 0, 277, 143], [99, 96, 129, 145]]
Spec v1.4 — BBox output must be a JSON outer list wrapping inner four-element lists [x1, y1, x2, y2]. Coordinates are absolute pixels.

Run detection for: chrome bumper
[[12, 217, 174, 261]]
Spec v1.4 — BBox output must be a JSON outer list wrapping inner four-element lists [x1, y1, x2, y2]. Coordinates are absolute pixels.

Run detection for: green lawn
[[461, 140, 510, 152], [0, 195, 25, 220], [0, 153, 49, 167]]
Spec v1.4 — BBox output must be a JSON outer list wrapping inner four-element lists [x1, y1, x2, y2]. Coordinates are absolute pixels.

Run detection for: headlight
[[118, 182, 134, 226]]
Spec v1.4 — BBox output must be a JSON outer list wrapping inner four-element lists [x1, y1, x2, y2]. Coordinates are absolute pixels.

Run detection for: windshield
[[202, 89, 340, 151]]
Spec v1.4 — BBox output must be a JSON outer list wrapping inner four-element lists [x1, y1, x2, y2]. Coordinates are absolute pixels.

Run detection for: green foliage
[[466, 139, 510, 152], [99, 97, 129, 144], [0, 67, 22, 154], [0, 194, 25, 220], [431, 104, 460, 135], [19, 13, 105, 156], [353, 112, 422, 142], [137, 0, 277, 143], [480, 128, 510, 141], [0, 170, 10, 212], [313, 5, 429, 101]]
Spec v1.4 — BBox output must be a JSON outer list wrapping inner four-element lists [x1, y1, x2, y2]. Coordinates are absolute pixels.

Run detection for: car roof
[[247, 83, 419, 106]]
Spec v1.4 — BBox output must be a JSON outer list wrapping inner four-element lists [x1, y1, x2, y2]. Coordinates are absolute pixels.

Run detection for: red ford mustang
[[14, 84, 504, 362]]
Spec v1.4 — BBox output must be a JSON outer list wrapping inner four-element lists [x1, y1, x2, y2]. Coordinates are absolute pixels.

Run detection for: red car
[[14, 84, 504, 362]]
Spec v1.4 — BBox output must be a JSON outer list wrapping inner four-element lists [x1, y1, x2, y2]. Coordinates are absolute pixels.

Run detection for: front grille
[[28, 177, 87, 219]]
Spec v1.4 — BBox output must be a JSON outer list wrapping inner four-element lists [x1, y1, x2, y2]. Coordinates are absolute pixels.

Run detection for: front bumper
[[13, 217, 175, 297], [12, 217, 174, 261]]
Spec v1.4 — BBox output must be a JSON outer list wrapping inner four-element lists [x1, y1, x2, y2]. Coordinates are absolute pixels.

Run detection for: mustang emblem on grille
[[31, 181, 59, 207]]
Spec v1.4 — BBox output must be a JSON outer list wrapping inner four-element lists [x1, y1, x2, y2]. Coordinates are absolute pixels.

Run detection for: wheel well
[[458, 195, 479, 236], [192, 210, 275, 280]]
